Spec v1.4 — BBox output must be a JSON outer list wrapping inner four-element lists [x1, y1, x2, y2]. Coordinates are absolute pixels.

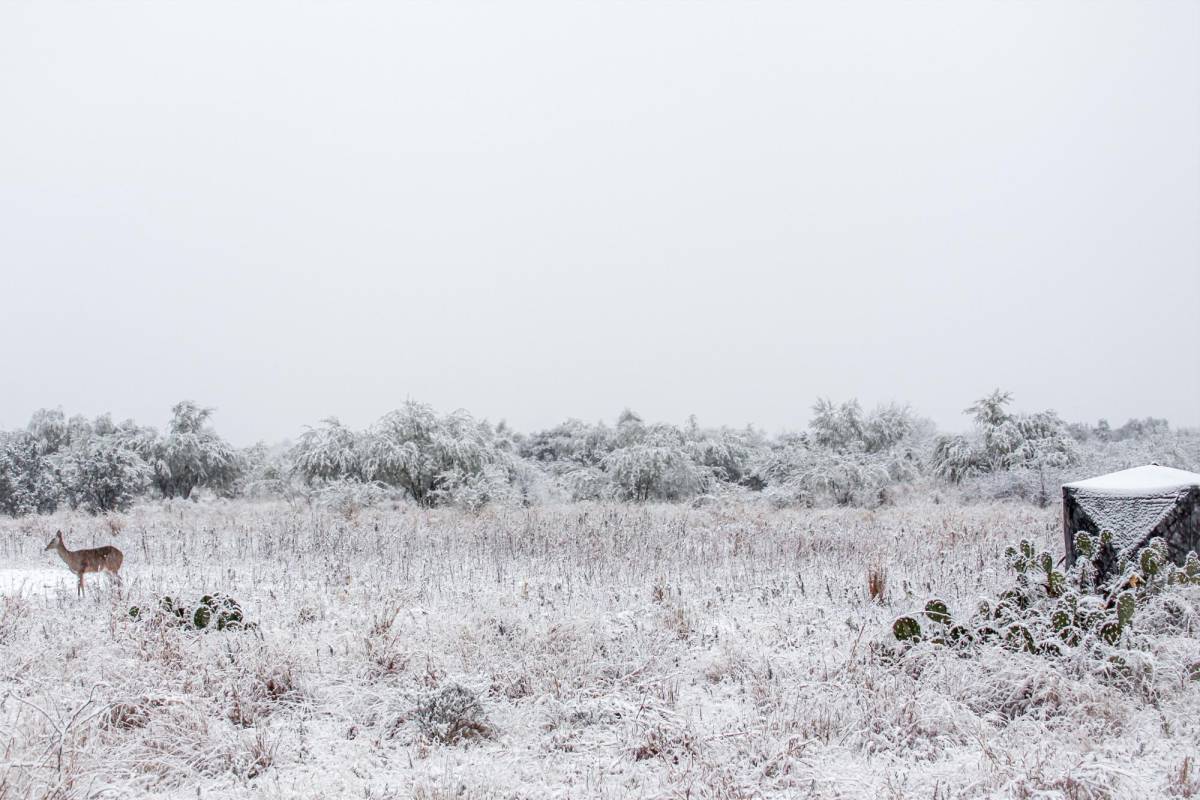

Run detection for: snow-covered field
[[0, 500, 1197, 799]]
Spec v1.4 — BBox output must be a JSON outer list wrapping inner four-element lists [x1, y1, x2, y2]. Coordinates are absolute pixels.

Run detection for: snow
[[1063, 464, 1200, 496], [1070, 493, 1181, 554], [0, 566, 71, 597], [0, 500, 1197, 799]]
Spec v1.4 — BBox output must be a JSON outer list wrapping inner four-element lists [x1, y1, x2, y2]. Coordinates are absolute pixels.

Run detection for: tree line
[[0, 394, 1194, 516]]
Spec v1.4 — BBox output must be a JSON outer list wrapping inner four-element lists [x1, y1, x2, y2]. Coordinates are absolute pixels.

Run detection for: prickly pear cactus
[[888, 538, 1195, 659], [892, 616, 922, 642], [1075, 531, 1096, 559], [1116, 591, 1135, 629], [193, 605, 212, 629], [128, 593, 251, 632], [1140, 547, 1161, 579], [924, 599, 951, 625]]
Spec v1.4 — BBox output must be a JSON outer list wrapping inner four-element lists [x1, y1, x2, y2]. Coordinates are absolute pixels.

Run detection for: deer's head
[[44, 530, 63, 551]]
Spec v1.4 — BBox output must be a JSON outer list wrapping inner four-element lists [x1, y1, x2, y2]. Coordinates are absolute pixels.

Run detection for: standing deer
[[45, 530, 124, 597]]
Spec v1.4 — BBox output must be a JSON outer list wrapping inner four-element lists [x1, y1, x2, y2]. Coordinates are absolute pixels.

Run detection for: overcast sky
[[1, 2, 1197, 445]]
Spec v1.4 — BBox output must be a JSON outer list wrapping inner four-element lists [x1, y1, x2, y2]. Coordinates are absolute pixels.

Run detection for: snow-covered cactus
[[1168, 551, 1200, 586], [1116, 591, 1135, 629], [892, 616, 922, 642], [1074, 531, 1095, 559], [924, 599, 950, 625], [889, 536, 1190, 657], [130, 593, 249, 632]]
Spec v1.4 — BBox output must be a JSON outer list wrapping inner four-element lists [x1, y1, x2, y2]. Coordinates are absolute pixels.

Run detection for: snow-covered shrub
[[434, 464, 521, 512], [413, 684, 493, 745], [309, 478, 391, 518], [369, 403, 518, 507], [235, 441, 296, 499], [959, 465, 1058, 507], [758, 448, 913, 508], [1072, 428, 1200, 477], [929, 434, 983, 484], [559, 465, 613, 501], [61, 435, 151, 513]]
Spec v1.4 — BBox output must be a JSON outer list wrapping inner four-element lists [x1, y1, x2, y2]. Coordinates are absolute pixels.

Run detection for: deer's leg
[[77, 571, 84, 598]]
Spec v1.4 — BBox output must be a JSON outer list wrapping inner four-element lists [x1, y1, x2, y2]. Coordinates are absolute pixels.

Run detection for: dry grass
[[0, 499, 1195, 799], [867, 564, 887, 602]]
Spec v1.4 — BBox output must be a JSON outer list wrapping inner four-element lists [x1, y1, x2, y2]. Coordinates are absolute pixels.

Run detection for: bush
[[309, 478, 391, 518], [413, 684, 493, 745]]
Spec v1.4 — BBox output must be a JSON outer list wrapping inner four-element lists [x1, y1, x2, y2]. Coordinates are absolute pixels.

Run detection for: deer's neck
[[54, 539, 76, 567]]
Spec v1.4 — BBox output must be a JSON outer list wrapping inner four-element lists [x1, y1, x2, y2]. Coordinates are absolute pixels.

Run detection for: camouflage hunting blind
[[1062, 464, 1200, 578]]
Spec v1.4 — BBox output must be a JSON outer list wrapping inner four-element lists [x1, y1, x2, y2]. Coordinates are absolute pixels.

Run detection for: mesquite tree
[[147, 402, 242, 499]]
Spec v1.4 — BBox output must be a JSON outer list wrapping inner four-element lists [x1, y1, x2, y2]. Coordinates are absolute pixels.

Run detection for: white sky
[[1, 2, 1197, 445]]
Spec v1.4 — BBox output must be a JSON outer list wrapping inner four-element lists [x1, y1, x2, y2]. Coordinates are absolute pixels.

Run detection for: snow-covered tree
[[291, 404, 526, 508], [750, 400, 924, 507], [226, 441, 293, 499], [363, 401, 513, 507], [26, 408, 73, 455], [683, 418, 761, 486], [62, 435, 151, 513], [932, 391, 1077, 489], [809, 399, 917, 454], [0, 432, 62, 516], [292, 418, 367, 483], [1111, 417, 1171, 441], [520, 418, 613, 472], [930, 435, 981, 483], [755, 437, 915, 508], [603, 423, 708, 501], [147, 402, 242, 499]]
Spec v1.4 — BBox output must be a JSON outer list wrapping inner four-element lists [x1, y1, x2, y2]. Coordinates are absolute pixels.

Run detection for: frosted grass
[[0, 500, 1196, 799]]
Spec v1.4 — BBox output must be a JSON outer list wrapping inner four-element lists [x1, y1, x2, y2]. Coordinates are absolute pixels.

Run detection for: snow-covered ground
[[0, 500, 1196, 799], [0, 567, 71, 597]]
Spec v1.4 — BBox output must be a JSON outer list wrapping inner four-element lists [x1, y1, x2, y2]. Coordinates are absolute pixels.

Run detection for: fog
[[1, 1, 1196, 444]]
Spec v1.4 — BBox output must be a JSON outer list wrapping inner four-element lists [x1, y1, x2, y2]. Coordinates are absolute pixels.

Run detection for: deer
[[44, 530, 124, 597]]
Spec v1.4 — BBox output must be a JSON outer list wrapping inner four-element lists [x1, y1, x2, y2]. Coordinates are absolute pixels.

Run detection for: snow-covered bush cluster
[[2, 392, 1196, 517], [0, 403, 239, 516], [930, 390, 1078, 504]]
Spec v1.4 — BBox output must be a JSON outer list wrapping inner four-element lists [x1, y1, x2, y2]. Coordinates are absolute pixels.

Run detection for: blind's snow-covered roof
[[1063, 465, 1200, 497]]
